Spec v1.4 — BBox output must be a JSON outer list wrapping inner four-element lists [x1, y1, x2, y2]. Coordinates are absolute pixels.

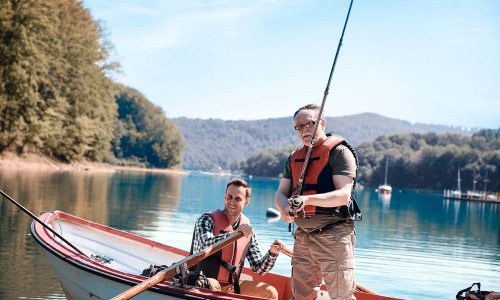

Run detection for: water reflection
[[106, 171, 182, 231], [443, 198, 462, 225], [0, 169, 183, 299], [378, 193, 391, 209]]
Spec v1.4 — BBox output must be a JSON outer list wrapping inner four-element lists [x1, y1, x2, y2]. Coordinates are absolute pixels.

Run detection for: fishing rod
[[290, 0, 355, 214], [0, 189, 87, 256]]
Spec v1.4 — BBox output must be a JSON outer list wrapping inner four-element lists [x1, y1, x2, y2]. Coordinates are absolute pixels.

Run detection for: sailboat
[[378, 157, 392, 195]]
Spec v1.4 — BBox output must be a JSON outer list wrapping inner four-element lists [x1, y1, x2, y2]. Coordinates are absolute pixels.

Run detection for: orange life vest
[[195, 209, 251, 284], [290, 134, 361, 220]]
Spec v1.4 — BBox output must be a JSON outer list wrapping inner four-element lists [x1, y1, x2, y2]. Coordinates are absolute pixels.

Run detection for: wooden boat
[[31, 211, 400, 300]]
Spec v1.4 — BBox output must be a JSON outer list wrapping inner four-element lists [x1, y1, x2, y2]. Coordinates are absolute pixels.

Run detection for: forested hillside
[[174, 114, 474, 170], [236, 129, 500, 191], [112, 85, 183, 168], [0, 0, 183, 167]]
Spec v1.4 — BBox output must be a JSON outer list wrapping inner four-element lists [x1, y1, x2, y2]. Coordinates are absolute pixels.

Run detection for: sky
[[83, 0, 500, 129]]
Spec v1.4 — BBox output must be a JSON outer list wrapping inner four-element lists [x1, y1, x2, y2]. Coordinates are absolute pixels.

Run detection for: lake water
[[0, 169, 499, 299]]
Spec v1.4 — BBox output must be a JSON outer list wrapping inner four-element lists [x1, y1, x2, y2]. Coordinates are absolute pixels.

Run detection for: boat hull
[[42, 248, 211, 300], [31, 211, 400, 300], [378, 185, 392, 195]]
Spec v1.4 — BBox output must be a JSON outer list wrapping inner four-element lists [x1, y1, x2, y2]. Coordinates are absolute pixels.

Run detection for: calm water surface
[[0, 169, 499, 299]]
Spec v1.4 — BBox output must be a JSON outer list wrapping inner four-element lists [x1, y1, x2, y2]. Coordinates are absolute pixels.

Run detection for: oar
[[272, 245, 376, 295], [112, 230, 245, 300], [0, 189, 87, 257]]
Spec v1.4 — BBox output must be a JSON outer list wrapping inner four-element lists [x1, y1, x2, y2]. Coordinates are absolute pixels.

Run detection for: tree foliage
[[232, 145, 296, 177], [112, 85, 184, 168], [235, 129, 500, 191], [0, 0, 182, 168], [356, 129, 500, 191], [0, 0, 116, 161]]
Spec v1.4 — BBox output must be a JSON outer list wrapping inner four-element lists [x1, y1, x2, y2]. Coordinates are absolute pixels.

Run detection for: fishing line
[[0, 189, 87, 256]]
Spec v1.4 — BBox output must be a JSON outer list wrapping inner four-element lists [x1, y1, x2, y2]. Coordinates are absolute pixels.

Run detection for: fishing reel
[[287, 195, 308, 233], [288, 195, 304, 218]]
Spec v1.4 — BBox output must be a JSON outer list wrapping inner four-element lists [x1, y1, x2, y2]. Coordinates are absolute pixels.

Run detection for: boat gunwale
[[30, 211, 268, 300], [31, 211, 401, 300]]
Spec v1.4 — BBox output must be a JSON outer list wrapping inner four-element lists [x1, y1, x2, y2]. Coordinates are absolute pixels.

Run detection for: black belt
[[309, 219, 352, 234]]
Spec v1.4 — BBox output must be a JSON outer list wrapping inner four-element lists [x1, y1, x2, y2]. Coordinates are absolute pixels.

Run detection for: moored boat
[[378, 157, 392, 195], [377, 184, 392, 195], [31, 211, 400, 300]]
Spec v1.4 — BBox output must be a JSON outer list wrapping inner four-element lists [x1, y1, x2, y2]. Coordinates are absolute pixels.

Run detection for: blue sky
[[84, 0, 499, 129]]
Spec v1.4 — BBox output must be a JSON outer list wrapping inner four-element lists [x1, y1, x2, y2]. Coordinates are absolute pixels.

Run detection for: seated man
[[191, 178, 286, 300]]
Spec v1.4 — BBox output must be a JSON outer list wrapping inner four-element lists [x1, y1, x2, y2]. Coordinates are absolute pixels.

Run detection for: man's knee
[[240, 281, 279, 300], [261, 283, 279, 300]]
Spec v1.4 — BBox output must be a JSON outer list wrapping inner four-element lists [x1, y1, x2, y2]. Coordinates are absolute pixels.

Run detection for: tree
[[112, 85, 184, 168], [0, 0, 117, 161]]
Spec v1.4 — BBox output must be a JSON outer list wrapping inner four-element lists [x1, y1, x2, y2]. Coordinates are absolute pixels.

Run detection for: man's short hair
[[293, 103, 321, 118], [226, 178, 252, 198]]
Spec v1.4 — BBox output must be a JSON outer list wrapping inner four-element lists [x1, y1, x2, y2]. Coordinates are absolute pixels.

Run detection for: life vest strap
[[302, 183, 318, 191], [294, 157, 320, 163], [219, 258, 242, 293]]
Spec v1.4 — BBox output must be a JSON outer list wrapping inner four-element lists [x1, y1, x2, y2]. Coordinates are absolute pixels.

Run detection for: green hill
[[173, 113, 476, 170]]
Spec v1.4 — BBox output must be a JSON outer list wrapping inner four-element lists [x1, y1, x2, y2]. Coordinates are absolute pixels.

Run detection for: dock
[[443, 189, 500, 203]]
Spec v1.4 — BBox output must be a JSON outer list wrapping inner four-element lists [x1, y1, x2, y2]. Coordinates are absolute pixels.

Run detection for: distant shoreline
[[0, 152, 188, 176]]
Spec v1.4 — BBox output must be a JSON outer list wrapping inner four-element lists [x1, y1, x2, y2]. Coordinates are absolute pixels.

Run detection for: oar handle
[[113, 268, 177, 300], [271, 245, 293, 258], [275, 245, 376, 295], [112, 230, 244, 300], [281, 247, 293, 257]]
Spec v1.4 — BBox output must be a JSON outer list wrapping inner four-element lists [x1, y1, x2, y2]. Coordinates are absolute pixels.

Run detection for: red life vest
[[196, 209, 251, 283], [290, 134, 363, 220]]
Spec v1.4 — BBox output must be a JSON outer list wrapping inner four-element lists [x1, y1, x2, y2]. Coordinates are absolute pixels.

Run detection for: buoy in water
[[266, 207, 281, 218]]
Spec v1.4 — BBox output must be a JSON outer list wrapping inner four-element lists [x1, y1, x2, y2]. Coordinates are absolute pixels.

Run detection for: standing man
[[192, 178, 286, 299], [274, 104, 361, 300]]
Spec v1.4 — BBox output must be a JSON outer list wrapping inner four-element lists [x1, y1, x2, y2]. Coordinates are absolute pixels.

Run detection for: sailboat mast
[[472, 170, 476, 192], [483, 170, 489, 194], [384, 157, 389, 185], [457, 168, 461, 192]]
